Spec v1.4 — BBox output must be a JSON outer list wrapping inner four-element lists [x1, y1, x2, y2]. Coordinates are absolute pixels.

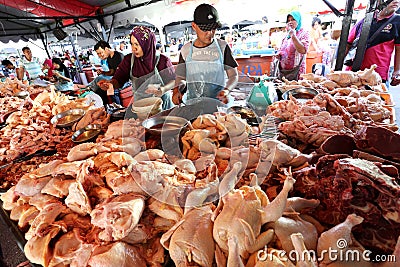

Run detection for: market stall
[[0, 61, 399, 266]]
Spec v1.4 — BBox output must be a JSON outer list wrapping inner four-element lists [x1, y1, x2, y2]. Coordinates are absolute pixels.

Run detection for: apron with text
[[185, 40, 225, 100], [129, 54, 173, 110]]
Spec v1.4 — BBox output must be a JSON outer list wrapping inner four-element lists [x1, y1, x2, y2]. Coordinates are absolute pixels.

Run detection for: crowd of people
[[1, 0, 399, 108]]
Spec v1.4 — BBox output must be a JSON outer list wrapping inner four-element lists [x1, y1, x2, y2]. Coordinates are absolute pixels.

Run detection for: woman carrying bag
[[275, 11, 310, 80]]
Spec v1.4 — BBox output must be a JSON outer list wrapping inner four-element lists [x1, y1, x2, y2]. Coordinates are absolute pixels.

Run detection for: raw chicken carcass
[[15, 176, 52, 197], [25, 201, 67, 240], [67, 142, 110, 162], [259, 139, 312, 168], [357, 64, 382, 86], [133, 149, 164, 162], [161, 205, 215, 267], [90, 193, 145, 241], [65, 182, 92, 216], [88, 242, 147, 267], [24, 226, 60, 266], [41, 177, 75, 198], [0, 186, 18, 210], [49, 228, 93, 267], [317, 214, 364, 265], [290, 233, 318, 267], [273, 214, 319, 253], [213, 167, 295, 263]]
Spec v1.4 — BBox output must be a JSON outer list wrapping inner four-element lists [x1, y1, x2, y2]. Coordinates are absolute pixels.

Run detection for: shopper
[[345, 0, 400, 85], [275, 11, 310, 80], [78, 40, 124, 104], [309, 17, 322, 52], [99, 26, 176, 110], [172, 3, 238, 105]]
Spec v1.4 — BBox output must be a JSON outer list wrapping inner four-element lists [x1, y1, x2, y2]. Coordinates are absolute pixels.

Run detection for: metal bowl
[[227, 105, 260, 126], [142, 116, 190, 136], [72, 124, 102, 143], [282, 87, 319, 102], [13, 91, 30, 99], [51, 109, 85, 128]]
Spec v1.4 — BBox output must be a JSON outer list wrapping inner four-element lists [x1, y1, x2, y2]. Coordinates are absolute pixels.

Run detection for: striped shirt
[[20, 56, 44, 79]]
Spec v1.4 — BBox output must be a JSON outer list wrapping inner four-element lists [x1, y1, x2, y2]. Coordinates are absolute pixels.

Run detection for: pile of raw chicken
[[0, 77, 45, 98], [0, 86, 109, 188], [0, 66, 399, 267], [272, 65, 396, 149]]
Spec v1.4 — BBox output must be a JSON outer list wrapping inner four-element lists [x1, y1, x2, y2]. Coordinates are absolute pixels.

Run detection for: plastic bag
[[246, 80, 278, 114]]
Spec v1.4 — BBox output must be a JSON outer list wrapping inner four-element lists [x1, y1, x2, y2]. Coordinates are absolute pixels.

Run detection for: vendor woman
[[51, 58, 73, 91], [100, 26, 176, 110]]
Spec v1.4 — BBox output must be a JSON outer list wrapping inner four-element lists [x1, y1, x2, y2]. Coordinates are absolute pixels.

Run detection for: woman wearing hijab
[[100, 26, 176, 110], [276, 11, 310, 80], [52, 57, 73, 91]]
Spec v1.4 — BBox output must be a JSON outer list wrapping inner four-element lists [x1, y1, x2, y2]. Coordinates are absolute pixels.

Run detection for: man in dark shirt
[[83, 40, 124, 104]]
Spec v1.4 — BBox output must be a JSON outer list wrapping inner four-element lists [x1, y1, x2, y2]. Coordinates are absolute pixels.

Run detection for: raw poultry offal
[[292, 154, 400, 255]]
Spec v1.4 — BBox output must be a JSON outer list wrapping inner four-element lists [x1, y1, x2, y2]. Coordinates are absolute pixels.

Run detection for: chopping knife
[[0, 149, 57, 169]]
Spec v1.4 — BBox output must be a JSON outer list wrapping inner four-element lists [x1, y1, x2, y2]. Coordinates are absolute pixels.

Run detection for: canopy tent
[[163, 20, 192, 35], [232, 20, 263, 30], [0, 0, 100, 43], [0, 0, 164, 43], [317, 2, 367, 15], [113, 19, 158, 38]]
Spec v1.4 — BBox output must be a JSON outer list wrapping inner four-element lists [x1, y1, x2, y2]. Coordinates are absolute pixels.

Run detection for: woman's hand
[[217, 90, 229, 104], [98, 80, 113, 91], [172, 88, 183, 105], [145, 84, 164, 96]]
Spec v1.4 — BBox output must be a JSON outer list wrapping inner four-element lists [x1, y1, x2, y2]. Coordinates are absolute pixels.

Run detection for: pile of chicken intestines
[[1, 66, 399, 267]]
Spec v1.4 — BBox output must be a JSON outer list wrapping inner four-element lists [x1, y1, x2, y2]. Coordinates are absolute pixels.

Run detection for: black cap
[[193, 4, 222, 31]]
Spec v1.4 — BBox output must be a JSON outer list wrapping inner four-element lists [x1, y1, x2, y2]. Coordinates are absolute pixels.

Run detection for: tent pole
[[39, 32, 51, 58], [69, 34, 83, 73], [352, 0, 379, 71], [107, 15, 116, 43], [334, 0, 356, 70]]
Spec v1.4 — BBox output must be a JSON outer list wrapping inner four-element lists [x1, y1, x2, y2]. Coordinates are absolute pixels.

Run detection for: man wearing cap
[[172, 3, 238, 104]]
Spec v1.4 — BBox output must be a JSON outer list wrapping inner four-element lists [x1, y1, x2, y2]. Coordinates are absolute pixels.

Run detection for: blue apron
[[185, 39, 225, 100], [129, 54, 173, 110]]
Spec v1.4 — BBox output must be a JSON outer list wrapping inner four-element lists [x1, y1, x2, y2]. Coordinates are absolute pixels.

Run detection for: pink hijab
[[43, 59, 54, 77], [130, 26, 157, 78]]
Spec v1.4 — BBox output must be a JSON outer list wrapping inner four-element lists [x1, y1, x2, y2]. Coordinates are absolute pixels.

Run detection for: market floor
[[0, 208, 29, 267]]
